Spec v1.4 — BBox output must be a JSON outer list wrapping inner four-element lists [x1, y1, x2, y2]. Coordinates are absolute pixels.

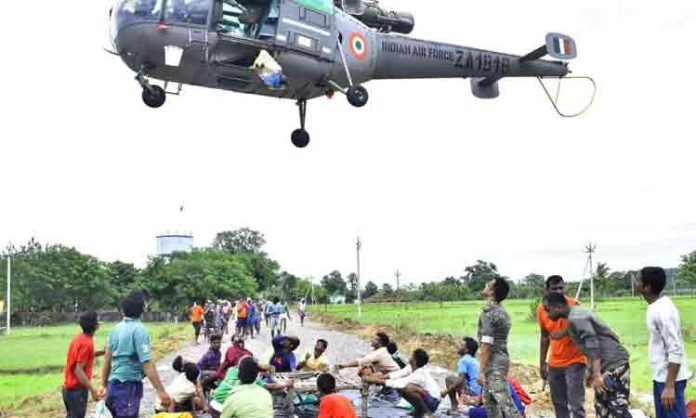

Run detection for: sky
[[0, 0, 695, 288]]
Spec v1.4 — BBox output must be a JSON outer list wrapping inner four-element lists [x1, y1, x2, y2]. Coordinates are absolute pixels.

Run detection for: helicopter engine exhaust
[[359, 8, 414, 34]]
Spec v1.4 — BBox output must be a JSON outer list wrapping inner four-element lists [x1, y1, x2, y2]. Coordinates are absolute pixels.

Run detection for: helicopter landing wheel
[[291, 129, 310, 148], [347, 85, 368, 107], [142, 85, 166, 108], [291, 99, 310, 148]]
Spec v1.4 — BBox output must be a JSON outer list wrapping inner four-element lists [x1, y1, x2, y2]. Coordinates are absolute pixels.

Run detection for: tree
[[677, 251, 696, 288], [237, 252, 279, 291], [346, 272, 358, 301], [380, 283, 394, 297], [1, 239, 118, 312], [321, 270, 347, 296], [139, 248, 257, 310], [212, 228, 266, 254], [523, 273, 545, 289], [278, 271, 300, 301], [595, 262, 611, 296], [462, 260, 505, 294], [364, 281, 379, 299], [107, 261, 139, 299]]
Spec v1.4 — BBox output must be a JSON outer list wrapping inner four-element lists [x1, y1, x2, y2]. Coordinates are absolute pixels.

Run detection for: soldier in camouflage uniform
[[477, 278, 523, 418], [543, 292, 632, 418]]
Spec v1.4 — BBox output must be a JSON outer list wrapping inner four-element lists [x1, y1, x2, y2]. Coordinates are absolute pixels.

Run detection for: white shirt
[[646, 296, 690, 382], [386, 365, 441, 399], [155, 374, 196, 410]]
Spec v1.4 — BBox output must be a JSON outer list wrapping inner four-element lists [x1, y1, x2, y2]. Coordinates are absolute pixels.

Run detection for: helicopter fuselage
[[110, 0, 579, 147]]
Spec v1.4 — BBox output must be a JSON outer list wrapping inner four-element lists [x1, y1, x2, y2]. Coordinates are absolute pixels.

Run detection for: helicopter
[[108, 0, 595, 147]]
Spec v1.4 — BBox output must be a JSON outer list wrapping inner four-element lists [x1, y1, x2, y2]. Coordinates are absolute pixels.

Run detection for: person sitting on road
[[217, 335, 253, 379], [387, 341, 409, 369], [454, 375, 529, 418], [297, 339, 329, 372], [337, 332, 400, 377], [211, 355, 293, 418], [362, 348, 441, 418], [220, 356, 274, 418], [269, 334, 301, 372], [442, 336, 482, 414], [198, 333, 223, 391], [317, 373, 358, 418], [155, 355, 206, 413]]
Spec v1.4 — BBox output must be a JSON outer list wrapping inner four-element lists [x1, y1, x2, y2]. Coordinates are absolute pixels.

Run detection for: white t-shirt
[[386, 365, 441, 399], [155, 374, 196, 410], [646, 296, 690, 382]]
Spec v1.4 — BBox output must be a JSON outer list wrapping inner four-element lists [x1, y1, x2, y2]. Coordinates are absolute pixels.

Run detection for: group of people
[[191, 297, 304, 344], [61, 266, 690, 418], [538, 267, 690, 418]]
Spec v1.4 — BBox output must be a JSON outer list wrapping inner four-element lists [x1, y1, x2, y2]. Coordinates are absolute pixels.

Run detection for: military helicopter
[[108, 0, 595, 147]]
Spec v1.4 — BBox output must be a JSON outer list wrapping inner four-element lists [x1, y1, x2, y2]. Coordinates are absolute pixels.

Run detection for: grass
[[312, 297, 696, 398], [0, 321, 191, 417]]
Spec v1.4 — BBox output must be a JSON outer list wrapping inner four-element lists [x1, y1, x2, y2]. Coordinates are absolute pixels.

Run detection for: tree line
[[2, 230, 695, 315]]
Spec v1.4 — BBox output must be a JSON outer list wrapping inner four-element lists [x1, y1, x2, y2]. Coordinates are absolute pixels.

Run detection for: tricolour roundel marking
[[348, 32, 368, 60]]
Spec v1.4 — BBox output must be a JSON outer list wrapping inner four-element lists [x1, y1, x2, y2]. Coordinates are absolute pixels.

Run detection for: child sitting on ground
[[198, 333, 223, 392], [155, 356, 206, 413]]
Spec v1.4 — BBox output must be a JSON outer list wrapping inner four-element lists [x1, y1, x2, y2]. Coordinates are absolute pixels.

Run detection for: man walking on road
[[538, 275, 587, 418], [476, 278, 522, 418], [543, 292, 632, 418], [637, 267, 690, 418], [190, 300, 204, 345], [99, 291, 171, 418]]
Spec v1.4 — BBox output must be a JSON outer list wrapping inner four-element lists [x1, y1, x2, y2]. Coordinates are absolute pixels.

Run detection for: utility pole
[[5, 255, 10, 335], [586, 243, 596, 310], [395, 269, 401, 302], [575, 243, 597, 310], [356, 237, 362, 319]]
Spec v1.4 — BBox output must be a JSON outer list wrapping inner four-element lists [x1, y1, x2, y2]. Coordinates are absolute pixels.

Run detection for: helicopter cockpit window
[[297, 0, 334, 15], [112, 0, 163, 37], [165, 0, 211, 25]]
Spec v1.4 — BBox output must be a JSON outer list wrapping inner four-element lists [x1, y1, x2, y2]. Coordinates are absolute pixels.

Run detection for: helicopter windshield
[[111, 0, 163, 40], [165, 0, 211, 25]]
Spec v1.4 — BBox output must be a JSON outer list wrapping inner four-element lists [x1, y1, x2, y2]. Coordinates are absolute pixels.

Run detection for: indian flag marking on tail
[[546, 33, 577, 60], [349, 32, 368, 60], [553, 37, 574, 55]]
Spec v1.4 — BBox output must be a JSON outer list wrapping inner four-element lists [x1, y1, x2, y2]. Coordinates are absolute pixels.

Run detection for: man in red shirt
[[63, 312, 105, 418], [217, 336, 254, 379], [317, 373, 357, 418], [538, 275, 588, 418]]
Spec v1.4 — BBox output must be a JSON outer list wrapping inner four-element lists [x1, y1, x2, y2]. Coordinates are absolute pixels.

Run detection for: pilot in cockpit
[[219, 0, 278, 38]]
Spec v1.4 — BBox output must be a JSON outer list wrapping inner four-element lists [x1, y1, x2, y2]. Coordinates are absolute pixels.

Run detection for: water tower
[[156, 205, 193, 256]]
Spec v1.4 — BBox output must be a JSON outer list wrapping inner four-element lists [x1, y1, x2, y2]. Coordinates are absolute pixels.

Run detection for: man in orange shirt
[[538, 275, 587, 418], [317, 373, 358, 418], [190, 301, 205, 345]]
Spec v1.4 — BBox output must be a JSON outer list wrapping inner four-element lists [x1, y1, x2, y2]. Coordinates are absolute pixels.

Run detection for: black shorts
[[192, 321, 203, 332]]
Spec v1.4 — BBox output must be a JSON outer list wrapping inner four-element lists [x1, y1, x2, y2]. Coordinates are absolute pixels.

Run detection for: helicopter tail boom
[[372, 33, 570, 83]]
